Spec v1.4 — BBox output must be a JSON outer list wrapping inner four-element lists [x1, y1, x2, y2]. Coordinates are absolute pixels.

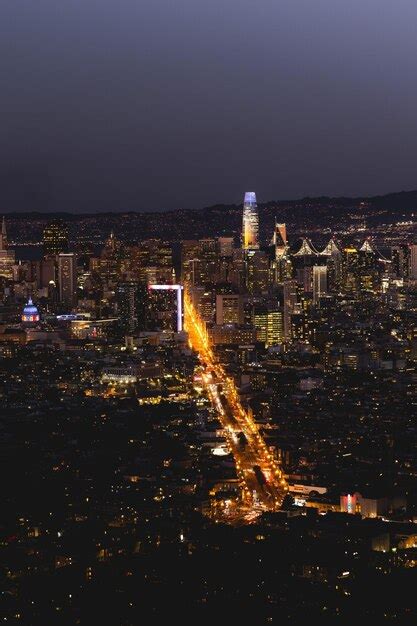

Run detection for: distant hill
[[4, 189, 417, 245]]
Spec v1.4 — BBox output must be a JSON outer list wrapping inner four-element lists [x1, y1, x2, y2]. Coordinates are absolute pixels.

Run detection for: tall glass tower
[[242, 191, 259, 250]]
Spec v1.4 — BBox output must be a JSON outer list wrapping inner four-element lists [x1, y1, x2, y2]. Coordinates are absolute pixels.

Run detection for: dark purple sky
[[1, 0, 417, 212]]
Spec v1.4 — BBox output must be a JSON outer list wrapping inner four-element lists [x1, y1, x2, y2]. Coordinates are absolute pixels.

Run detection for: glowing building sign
[[148, 284, 183, 332]]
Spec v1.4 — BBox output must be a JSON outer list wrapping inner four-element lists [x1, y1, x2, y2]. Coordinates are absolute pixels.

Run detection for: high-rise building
[[341, 245, 381, 294], [267, 308, 284, 345], [296, 267, 313, 293], [272, 222, 287, 258], [181, 240, 201, 285], [322, 239, 343, 291], [218, 237, 234, 257], [189, 286, 216, 323], [148, 284, 183, 332], [357, 247, 380, 293], [242, 192, 259, 250], [116, 281, 148, 334], [409, 244, 417, 280], [312, 265, 328, 304], [0, 217, 15, 278], [0, 216, 7, 250], [253, 306, 268, 343], [58, 253, 77, 309], [43, 219, 69, 256], [246, 250, 270, 294], [342, 247, 359, 293], [273, 253, 292, 284], [180, 239, 219, 286], [283, 279, 298, 341], [40, 258, 56, 288], [253, 305, 284, 347], [391, 244, 410, 279], [215, 294, 243, 325]]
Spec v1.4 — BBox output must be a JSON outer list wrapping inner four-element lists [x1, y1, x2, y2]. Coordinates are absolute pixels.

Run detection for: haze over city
[[1, 0, 417, 212]]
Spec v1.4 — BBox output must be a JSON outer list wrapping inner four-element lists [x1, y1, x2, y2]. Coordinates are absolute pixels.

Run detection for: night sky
[[1, 0, 417, 212]]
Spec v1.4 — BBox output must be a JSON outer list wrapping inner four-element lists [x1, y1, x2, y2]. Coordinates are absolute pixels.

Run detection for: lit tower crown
[[242, 191, 259, 250], [272, 221, 287, 258]]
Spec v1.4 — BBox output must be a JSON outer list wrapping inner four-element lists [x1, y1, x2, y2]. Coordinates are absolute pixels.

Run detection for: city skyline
[[3, 187, 417, 622], [3, 2, 417, 623]]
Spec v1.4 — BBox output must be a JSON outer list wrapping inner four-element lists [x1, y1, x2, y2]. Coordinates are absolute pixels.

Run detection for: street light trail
[[184, 291, 287, 518]]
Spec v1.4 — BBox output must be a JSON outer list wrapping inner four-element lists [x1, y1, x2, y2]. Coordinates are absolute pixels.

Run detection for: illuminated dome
[[22, 298, 40, 323]]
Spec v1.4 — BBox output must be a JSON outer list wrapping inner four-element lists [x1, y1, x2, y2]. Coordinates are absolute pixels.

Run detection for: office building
[[218, 236, 234, 257], [313, 265, 328, 304], [116, 281, 148, 334], [283, 279, 298, 341], [246, 250, 270, 294], [254, 305, 284, 346], [409, 244, 417, 280], [148, 284, 183, 332], [216, 293, 243, 325], [43, 219, 69, 256], [58, 253, 77, 309], [242, 191, 259, 250], [272, 222, 287, 258], [0, 217, 15, 278]]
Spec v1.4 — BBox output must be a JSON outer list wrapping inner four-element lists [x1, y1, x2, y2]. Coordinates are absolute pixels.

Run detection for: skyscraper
[[218, 236, 234, 257], [409, 244, 417, 280], [215, 293, 243, 325], [148, 284, 183, 332], [116, 281, 148, 334], [0, 217, 15, 278], [253, 305, 284, 347], [242, 192, 259, 250], [43, 219, 69, 256], [283, 279, 298, 341], [0, 216, 7, 250], [246, 250, 270, 294], [272, 222, 287, 258], [58, 253, 77, 309], [312, 265, 328, 304]]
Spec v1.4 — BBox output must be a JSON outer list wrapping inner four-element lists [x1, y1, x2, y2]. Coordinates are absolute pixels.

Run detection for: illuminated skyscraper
[[391, 244, 410, 279], [148, 284, 183, 332], [116, 281, 148, 334], [272, 221, 287, 258], [43, 219, 69, 256], [217, 236, 234, 257], [215, 293, 243, 325], [0, 216, 7, 250], [242, 191, 259, 250], [58, 253, 77, 309], [409, 244, 417, 280], [312, 265, 328, 304], [253, 305, 284, 347], [0, 217, 15, 278], [246, 250, 270, 294], [283, 279, 298, 341]]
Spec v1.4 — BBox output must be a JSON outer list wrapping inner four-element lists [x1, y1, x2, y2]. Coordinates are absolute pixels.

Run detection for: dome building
[[22, 298, 40, 323]]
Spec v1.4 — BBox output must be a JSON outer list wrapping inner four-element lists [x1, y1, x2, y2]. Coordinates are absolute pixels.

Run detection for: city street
[[185, 292, 287, 518]]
